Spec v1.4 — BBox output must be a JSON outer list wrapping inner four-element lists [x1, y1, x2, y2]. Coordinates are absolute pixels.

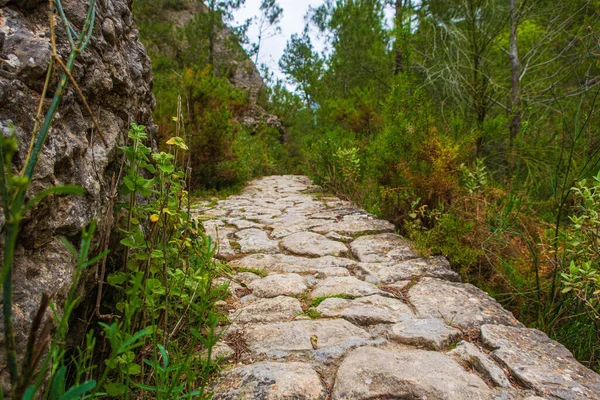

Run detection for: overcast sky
[[233, 1, 395, 84], [233, 0, 326, 82]]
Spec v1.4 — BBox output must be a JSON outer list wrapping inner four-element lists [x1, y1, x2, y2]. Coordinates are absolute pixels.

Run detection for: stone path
[[195, 176, 600, 400]]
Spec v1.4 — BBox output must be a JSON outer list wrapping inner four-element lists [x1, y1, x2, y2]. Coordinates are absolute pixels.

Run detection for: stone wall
[[0, 0, 155, 380]]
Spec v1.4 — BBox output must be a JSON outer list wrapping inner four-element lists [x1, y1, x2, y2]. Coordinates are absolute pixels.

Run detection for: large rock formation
[[162, 1, 266, 103], [0, 0, 155, 382], [159, 1, 283, 135]]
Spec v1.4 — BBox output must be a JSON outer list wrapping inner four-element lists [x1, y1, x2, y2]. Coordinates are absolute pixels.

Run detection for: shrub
[[562, 172, 600, 322], [408, 212, 482, 275]]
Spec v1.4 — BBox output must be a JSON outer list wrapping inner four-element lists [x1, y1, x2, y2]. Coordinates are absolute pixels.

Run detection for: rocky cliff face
[[163, 2, 266, 104], [161, 2, 282, 134], [0, 0, 155, 379]]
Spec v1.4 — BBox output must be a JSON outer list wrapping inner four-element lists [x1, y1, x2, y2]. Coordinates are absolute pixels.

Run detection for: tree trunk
[[393, 0, 406, 75], [209, 31, 215, 67], [509, 0, 521, 173], [208, 0, 217, 74]]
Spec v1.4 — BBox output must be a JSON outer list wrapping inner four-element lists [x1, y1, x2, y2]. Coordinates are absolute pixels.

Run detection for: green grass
[[235, 267, 268, 278], [549, 315, 600, 373], [297, 309, 322, 319]]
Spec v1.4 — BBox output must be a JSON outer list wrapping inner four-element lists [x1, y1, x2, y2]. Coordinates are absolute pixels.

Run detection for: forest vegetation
[[134, 0, 600, 371], [1, 0, 600, 397]]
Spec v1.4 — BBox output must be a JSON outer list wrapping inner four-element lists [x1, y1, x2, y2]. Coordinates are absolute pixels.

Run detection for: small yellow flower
[[150, 214, 159, 223], [165, 137, 189, 150]]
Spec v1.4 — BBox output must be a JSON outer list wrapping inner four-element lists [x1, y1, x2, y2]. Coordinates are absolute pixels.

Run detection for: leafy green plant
[[327, 146, 362, 198], [409, 212, 482, 275], [459, 159, 488, 194], [20, 223, 104, 400], [103, 122, 229, 398], [2, 107, 227, 400], [561, 172, 600, 322]]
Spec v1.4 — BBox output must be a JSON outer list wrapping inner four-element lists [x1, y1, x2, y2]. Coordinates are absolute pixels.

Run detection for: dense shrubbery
[[134, 0, 287, 192]]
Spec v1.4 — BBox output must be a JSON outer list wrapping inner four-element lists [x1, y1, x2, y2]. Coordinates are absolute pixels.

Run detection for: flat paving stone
[[281, 232, 348, 257], [232, 272, 261, 285], [315, 267, 351, 278], [350, 233, 418, 262], [270, 216, 333, 239], [248, 273, 307, 298], [203, 221, 236, 258], [202, 208, 228, 218], [325, 231, 352, 242], [210, 342, 235, 362], [389, 316, 462, 350], [355, 257, 461, 284], [448, 341, 512, 388], [231, 206, 282, 219], [311, 207, 368, 220], [212, 362, 327, 400], [311, 276, 386, 299], [253, 199, 293, 211], [316, 295, 412, 325], [232, 296, 302, 323], [381, 280, 411, 292], [332, 346, 493, 400], [277, 194, 313, 203], [230, 253, 356, 274], [244, 319, 372, 360], [224, 218, 264, 229], [234, 228, 279, 253], [481, 324, 600, 398], [311, 217, 395, 236], [408, 278, 523, 330]]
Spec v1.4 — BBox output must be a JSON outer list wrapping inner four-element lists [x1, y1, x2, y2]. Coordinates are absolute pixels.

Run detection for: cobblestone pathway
[[196, 176, 600, 399]]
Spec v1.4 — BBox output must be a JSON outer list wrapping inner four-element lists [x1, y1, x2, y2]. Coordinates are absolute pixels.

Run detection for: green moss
[[309, 294, 348, 308]]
